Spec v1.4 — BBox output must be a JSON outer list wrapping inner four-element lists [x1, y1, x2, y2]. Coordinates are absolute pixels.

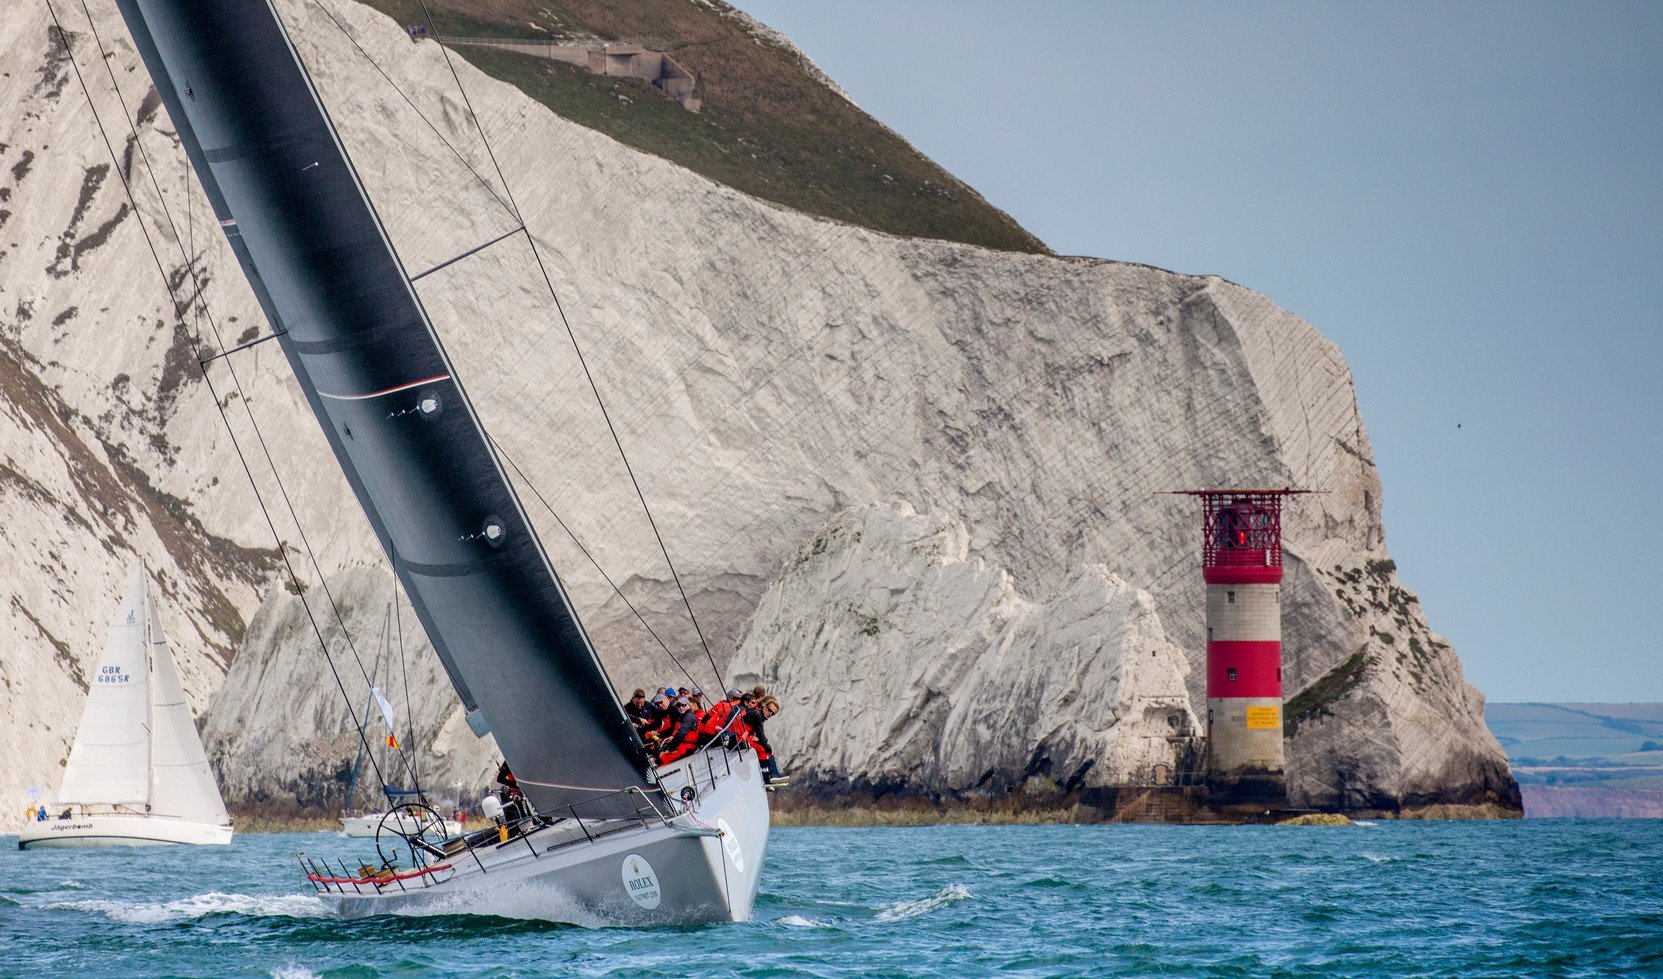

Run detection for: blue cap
[[662, 687, 677, 699]]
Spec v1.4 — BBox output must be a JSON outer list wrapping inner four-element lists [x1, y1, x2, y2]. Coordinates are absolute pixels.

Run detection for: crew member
[[495, 761, 527, 822], [698, 688, 745, 743], [623, 688, 651, 729], [656, 697, 703, 763], [746, 696, 787, 785]]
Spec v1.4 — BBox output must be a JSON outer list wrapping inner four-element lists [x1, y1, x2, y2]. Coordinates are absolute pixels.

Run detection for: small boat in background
[[19, 564, 233, 849], [333, 602, 463, 840], [339, 807, 463, 840]]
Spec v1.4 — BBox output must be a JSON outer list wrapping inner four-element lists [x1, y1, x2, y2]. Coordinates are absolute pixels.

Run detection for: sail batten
[[112, 0, 656, 816]]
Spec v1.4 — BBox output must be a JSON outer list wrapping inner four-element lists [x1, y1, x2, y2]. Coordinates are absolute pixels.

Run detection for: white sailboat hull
[[17, 813, 233, 849], [339, 813, 463, 839], [310, 747, 769, 925]]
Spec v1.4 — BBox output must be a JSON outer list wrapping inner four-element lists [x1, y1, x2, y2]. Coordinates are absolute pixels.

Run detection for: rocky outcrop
[[0, 0, 1514, 825], [729, 504, 1198, 794]]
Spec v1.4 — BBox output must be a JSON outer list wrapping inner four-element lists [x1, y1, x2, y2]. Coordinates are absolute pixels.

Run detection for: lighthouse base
[[1204, 772, 1289, 808]]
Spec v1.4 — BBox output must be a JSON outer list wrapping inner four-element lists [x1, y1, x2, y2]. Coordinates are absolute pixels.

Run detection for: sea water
[[2, 820, 1659, 976]]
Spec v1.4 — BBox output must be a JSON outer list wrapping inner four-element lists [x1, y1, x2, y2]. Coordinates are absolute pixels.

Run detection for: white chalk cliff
[[729, 503, 1199, 793], [0, 0, 1514, 827]]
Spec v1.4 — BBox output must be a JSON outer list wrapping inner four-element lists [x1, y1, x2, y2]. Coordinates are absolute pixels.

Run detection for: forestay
[[58, 566, 152, 807], [112, 0, 655, 817]]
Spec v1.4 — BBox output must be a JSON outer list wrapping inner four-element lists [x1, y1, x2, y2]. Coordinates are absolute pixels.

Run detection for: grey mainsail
[[111, 0, 656, 817]]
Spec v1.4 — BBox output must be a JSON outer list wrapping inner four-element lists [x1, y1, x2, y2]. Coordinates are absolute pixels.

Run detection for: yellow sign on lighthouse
[[1246, 706, 1280, 730]]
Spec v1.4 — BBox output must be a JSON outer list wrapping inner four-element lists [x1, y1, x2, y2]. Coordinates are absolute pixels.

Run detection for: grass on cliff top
[[357, 0, 1047, 254], [1284, 646, 1374, 738]]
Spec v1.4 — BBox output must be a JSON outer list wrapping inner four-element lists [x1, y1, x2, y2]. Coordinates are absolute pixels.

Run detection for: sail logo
[[125, 610, 136, 625], [97, 666, 130, 684], [621, 852, 661, 910], [717, 818, 744, 873]]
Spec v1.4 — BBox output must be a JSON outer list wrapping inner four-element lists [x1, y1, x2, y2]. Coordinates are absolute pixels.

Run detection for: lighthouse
[[1176, 488, 1307, 804]]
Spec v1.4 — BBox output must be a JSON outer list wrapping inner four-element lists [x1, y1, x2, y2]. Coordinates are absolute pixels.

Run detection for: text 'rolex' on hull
[[108, 0, 768, 922]]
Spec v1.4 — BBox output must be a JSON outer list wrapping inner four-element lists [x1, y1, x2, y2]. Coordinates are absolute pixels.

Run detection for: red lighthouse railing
[[1171, 489, 1311, 584]]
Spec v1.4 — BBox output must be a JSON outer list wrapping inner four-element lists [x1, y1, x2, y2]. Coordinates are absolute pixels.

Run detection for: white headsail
[[146, 590, 231, 826], [58, 565, 153, 807]]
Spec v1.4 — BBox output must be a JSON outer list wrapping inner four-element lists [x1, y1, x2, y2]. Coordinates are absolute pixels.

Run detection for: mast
[[142, 560, 154, 812], [112, 0, 657, 818]]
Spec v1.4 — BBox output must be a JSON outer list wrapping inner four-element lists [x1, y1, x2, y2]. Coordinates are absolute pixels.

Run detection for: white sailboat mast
[[142, 560, 155, 812]]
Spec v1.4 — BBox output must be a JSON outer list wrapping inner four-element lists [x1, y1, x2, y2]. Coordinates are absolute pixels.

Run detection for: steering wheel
[[374, 802, 449, 869]]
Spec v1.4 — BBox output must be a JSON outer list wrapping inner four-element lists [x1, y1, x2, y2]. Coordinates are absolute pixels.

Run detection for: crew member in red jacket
[[697, 688, 746, 744], [656, 697, 703, 763]]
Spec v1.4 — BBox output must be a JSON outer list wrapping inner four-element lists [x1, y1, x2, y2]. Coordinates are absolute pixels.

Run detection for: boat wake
[[875, 884, 972, 922], [386, 880, 609, 929], [50, 891, 329, 923]]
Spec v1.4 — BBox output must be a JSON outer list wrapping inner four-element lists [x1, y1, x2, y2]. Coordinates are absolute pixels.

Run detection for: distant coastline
[[1486, 702, 1663, 818]]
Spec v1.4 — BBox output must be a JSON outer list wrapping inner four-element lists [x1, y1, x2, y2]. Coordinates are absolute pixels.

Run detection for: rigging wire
[[271, 3, 652, 776], [72, 0, 394, 722], [491, 437, 704, 692], [54, 0, 422, 800], [410, 0, 726, 694]]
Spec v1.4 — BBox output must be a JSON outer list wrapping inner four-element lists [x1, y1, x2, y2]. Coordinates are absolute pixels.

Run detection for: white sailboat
[[18, 564, 233, 849]]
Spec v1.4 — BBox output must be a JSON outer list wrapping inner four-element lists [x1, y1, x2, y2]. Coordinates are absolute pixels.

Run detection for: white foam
[[51, 892, 329, 924], [777, 914, 832, 928], [389, 879, 609, 928], [875, 884, 971, 922], [269, 968, 321, 979], [1355, 820, 1379, 827]]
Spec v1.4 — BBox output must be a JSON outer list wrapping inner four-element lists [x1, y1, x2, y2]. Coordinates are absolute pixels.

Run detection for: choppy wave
[[875, 884, 971, 921], [777, 914, 834, 928], [50, 891, 329, 923], [6, 823, 1661, 975]]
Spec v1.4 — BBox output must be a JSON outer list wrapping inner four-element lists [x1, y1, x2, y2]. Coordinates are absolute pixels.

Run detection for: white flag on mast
[[371, 686, 396, 731]]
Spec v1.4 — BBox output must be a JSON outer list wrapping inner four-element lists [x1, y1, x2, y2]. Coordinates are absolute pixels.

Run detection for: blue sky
[[738, 0, 1662, 702]]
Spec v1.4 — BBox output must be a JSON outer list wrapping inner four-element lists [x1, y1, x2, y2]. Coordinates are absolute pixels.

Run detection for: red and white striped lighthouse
[[1177, 489, 1307, 804]]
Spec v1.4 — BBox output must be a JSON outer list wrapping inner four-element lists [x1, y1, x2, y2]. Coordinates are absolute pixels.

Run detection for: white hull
[[307, 746, 769, 925], [340, 813, 463, 839], [18, 813, 233, 849]]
